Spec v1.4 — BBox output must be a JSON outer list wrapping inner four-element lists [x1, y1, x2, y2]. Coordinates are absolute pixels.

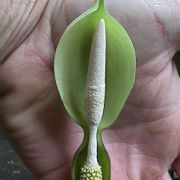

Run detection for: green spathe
[[54, 0, 136, 179]]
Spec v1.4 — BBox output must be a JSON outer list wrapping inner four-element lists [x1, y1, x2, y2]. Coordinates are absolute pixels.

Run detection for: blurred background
[[0, 131, 34, 179]]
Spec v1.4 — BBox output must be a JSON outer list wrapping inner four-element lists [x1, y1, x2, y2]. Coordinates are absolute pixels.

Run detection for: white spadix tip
[[87, 19, 106, 87], [86, 19, 106, 126]]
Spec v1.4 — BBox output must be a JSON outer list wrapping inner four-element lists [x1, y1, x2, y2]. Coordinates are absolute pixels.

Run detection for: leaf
[[54, 0, 136, 179]]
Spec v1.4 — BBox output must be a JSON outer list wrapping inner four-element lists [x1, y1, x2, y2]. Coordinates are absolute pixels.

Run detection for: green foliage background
[[169, 167, 178, 180]]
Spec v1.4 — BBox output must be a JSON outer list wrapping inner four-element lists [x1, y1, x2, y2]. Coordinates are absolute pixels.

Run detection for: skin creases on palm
[[0, 0, 180, 179]]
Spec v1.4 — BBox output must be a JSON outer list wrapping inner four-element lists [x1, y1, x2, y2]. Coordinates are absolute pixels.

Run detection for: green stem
[[98, 0, 105, 8], [92, 0, 105, 9]]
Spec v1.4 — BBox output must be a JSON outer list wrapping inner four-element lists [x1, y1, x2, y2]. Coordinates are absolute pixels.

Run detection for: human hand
[[0, 0, 180, 179]]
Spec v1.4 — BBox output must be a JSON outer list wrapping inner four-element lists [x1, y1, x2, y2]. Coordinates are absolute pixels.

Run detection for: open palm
[[1, 0, 180, 179]]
